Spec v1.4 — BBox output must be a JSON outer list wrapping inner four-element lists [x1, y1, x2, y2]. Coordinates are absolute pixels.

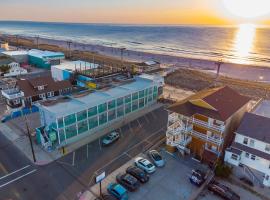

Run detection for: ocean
[[0, 21, 270, 67]]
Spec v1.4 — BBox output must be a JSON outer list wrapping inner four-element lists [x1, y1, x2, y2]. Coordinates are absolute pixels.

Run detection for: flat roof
[[40, 76, 155, 117], [2, 51, 28, 56], [253, 100, 270, 118], [28, 49, 64, 59], [52, 60, 98, 72]]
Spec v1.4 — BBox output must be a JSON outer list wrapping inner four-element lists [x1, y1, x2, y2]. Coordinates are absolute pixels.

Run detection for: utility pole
[[67, 41, 72, 58], [15, 35, 19, 50], [215, 59, 223, 79], [36, 35, 40, 49], [120, 48, 126, 68], [24, 115, 36, 162]]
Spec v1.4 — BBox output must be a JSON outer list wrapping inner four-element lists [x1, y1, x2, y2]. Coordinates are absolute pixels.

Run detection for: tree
[[0, 65, 11, 74], [215, 161, 232, 178]]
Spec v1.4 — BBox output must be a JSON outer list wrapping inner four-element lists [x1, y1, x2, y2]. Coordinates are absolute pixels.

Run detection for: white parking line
[[0, 169, 37, 189], [0, 165, 30, 180]]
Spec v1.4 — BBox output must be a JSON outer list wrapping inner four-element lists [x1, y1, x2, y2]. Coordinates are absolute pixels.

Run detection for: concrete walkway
[[0, 122, 61, 165]]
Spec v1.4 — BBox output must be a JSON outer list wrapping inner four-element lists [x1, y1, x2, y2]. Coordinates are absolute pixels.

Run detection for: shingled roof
[[236, 112, 270, 144], [17, 76, 72, 97], [168, 86, 250, 121]]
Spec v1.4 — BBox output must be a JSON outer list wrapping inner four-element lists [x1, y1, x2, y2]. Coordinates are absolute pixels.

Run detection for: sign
[[95, 171, 106, 183], [49, 131, 57, 142]]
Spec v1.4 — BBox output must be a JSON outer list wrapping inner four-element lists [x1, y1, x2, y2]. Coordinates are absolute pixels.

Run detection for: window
[[243, 137, 248, 145], [98, 103, 107, 113], [39, 93, 46, 99], [265, 144, 270, 152], [251, 155, 256, 160], [37, 85, 44, 90], [88, 106, 97, 117], [117, 97, 124, 106], [132, 92, 138, 100], [77, 120, 88, 134], [58, 129, 65, 143], [117, 106, 124, 118], [108, 100, 116, 110], [108, 110, 116, 121], [125, 95, 131, 103], [47, 91, 54, 98], [99, 113, 108, 125], [88, 116, 98, 129], [139, 98, 144, 108], [64, 114, 76, 126], [65, 124, 77, 139], [125, 103, 131, 114], [245, 152, 250, 158], [139, 90, 144, 98], [57, 118, 64, 128], [77, 110, 87, 121], [132, 100, 138, 111], [231, 154, 238, 160], [249, 139, 255, 147]]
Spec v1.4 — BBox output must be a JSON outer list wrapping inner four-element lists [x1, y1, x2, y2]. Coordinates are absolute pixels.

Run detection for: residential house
[[225, 101, 270, 187], [1, 76, 72, 107], [166, 86, 250, 166]]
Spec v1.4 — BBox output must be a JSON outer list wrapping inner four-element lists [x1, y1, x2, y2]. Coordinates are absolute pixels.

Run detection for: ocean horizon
[[1, 21, 270, 67]]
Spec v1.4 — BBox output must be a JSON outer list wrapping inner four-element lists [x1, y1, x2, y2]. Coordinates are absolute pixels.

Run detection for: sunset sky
[[1, 0, 270, 25]]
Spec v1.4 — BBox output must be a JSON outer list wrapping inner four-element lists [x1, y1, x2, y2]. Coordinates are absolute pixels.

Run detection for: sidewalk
[[0, 122, 61, 165]]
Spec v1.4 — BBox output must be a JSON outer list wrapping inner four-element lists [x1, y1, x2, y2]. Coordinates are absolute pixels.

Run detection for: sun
[[223, 0, 270, 19]]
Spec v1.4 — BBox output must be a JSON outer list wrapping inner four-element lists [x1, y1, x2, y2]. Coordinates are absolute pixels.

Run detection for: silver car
[[102, 131, 120, 146], [148, 150, 165, 167], [134, 157, 156, 174]]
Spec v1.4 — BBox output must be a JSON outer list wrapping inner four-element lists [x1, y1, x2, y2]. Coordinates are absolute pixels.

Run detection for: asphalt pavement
[[0, 107, 168, 200]]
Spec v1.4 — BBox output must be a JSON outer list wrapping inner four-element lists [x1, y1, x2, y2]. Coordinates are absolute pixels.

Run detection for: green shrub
[[215, 161, 232, 178]]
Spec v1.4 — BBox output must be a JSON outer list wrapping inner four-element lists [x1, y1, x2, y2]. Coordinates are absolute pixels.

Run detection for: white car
[[102, 131, 120, 146], [134, 157, 156, 174]]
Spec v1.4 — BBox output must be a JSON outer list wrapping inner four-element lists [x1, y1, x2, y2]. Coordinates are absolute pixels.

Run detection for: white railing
[[192, 118, 225, 132], [189, 130, 223, 145], [168, 113, 179, 123], [1, 88, 23, 100]]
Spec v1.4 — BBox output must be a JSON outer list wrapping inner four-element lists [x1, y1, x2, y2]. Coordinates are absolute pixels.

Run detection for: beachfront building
[[51, 60, 98, 82], [36, 74, 163, 151], [2, 51, 29, 64], [225, 101, 270, 187], [136, 60, 161, 74], [1, 76, 72, 108], [0, 41, 9, 52], [28, 49, 65, 69], [166, 86, 250, 166], [4, 62, 28, 77]]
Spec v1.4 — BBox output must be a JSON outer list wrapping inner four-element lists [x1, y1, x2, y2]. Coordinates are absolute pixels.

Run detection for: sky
[[0, 0, 270, 25]]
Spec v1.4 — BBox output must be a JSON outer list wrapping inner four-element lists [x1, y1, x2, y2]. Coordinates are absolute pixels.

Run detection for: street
[[0, 107, 167, 200]]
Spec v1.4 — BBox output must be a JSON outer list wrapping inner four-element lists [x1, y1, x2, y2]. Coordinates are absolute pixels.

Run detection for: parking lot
[[88, 149, 209, 200]]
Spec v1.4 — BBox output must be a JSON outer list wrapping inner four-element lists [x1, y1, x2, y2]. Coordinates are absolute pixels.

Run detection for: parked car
[[95, 194, 118, 200], [116, 173, 140, 192], [208, 180, 240, 200], [126, 166, 149, 183], [102, 131, 120, 146], [107, 183, 128, 200], [239, 177, 254, 187], [134, 157, 156, 174], [189, 169, 207, 186], [148, 150, 165, 167]]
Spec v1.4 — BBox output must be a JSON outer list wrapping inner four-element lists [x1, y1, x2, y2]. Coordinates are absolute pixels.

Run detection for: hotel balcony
[[189, 129, 223, 145], [166, 121, 185, 136], [168, 113, 179, 124], [1, 88, 23, 100], [191, 117, 225, 132]]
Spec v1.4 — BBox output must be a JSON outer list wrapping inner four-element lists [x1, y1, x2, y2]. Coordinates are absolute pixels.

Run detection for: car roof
[[139, 159, 150, 165], [114, 184, 126, 195]]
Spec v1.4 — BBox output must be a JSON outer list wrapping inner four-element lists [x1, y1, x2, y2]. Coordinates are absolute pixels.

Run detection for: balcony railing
[[191, 118, 225, 132], [189, 130, 223, 145], [1, 88, 23, 100], [168, 113, 179, 124]]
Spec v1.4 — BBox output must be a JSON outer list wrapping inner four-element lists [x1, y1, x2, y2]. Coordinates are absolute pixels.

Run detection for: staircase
[[242, 164, 264, 188]]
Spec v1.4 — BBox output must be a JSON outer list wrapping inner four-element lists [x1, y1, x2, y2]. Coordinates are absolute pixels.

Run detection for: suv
[[126, 166, 149, 183], [208, 180, 240, 200], [134, 157, 156, 174], [102, 131, 120, 146], [116, 173, 140, 192], [189, 169, 207, 186]]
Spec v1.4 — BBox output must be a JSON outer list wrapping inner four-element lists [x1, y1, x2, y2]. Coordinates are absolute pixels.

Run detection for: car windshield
[[146, 163, 153, 168], [152, 153, 162, 160]]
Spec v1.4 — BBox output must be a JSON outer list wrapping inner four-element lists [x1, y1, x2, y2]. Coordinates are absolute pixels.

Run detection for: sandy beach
[[1, 34, 270, 83]]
